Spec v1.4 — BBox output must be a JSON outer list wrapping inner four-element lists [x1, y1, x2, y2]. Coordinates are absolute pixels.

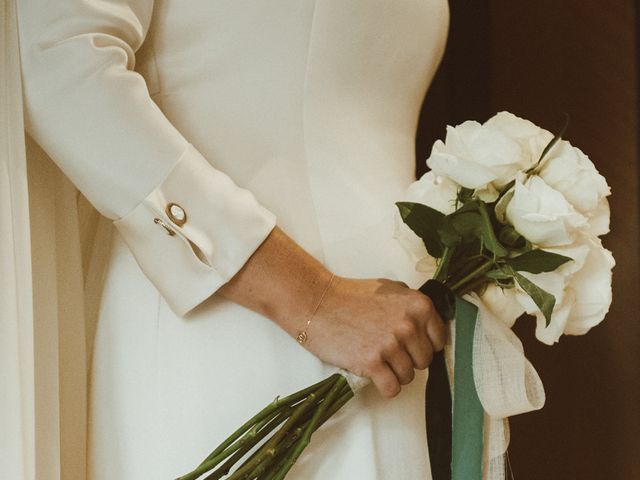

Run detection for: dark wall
[[417, 1, 640, 478]]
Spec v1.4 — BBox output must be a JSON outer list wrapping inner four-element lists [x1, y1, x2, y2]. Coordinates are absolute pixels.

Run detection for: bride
[[7, 0, 450, 478]]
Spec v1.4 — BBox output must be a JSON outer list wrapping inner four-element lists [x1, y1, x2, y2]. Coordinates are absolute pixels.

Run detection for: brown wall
[[418, 1, 640, 478]]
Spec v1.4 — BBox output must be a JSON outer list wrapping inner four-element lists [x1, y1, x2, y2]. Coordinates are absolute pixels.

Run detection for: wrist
[[269, 266, 336, 338]]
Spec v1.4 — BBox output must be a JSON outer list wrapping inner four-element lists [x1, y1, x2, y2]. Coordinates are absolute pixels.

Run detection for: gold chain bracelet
[[296, 272, 335, 345]]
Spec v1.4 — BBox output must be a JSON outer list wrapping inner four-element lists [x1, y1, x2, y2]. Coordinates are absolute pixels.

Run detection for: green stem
[[456, 276, 491, 297], [433, 246, 455, 283], [202, 407, 293, 480], [225, 376, 339, 480], [448, 259, 493, 293], [446, 255, 487, 286], [192, 375, 334, 477], [177, 374, 339, 480], [270, 377, 352, 480], [255, 380, 354, 480]]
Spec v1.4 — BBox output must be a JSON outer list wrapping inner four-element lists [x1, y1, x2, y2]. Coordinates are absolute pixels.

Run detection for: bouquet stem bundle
[[177, 374, 353, 480]]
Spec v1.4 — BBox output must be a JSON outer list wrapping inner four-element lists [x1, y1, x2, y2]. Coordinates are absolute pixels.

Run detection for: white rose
[[513, 237, 614, 344], [484, 111, 554, 168], [394, 171, 458, 275], [405, 170, 459, 215], [585, 197, 611, 236], [426, 119, 524, 200], [563, 237, 615, 336], [538, 140, 611, 222], [480, 283, 525, 328], [505, 175, 587, 247], [513, 269, 571, 345], [392, 212, 438, 276], [512, 240, 588, 344]]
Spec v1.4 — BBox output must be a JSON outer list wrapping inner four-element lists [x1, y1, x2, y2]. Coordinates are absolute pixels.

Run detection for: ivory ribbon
[[464, 293, 546, 480]]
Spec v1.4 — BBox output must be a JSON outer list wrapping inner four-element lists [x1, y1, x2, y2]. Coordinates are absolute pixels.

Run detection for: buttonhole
[[186, 237, 212, 268]]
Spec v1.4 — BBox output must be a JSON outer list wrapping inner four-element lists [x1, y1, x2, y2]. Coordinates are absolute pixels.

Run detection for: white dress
[[17, 1, 449, 478]]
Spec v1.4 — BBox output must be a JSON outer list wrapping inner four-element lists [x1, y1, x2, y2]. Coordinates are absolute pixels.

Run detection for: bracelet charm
[[296, 272, 335, 345]]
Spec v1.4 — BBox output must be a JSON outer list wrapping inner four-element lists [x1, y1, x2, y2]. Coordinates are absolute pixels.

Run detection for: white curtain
[[1, 0, 111, 477]]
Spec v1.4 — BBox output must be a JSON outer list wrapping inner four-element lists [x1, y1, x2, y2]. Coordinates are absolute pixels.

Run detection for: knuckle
[[383, 334, 402, 354], [364, 352, 384, 374], [395, 319, 418, 341], [411, 293, 434, 316]]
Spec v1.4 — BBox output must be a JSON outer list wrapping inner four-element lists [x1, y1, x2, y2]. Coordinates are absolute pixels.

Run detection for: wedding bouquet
[[177, 112, 614, 480]]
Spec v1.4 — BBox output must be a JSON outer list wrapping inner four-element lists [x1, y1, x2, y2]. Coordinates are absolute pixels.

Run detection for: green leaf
[[396, 201, 445, 258], [437, 211, 483, 247], [476, 201, 508, 258], [437, 217, 462, 247], [451, 212, 483, 239], [506, 249, 572, 274], [485, 269, 513, 280], [511, 270, 556, 325]]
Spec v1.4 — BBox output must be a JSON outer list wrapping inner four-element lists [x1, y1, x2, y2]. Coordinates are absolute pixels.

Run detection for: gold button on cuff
[[154, 217, 176, 236], [166, 202, 187, 226]]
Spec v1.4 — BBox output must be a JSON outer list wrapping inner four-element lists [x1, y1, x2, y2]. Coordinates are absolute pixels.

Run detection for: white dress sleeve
[[16, 0, 277, 316]]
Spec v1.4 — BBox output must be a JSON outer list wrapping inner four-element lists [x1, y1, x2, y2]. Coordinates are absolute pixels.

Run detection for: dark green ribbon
[[451, 296, 483, 480], [421, 280, 484, 480]]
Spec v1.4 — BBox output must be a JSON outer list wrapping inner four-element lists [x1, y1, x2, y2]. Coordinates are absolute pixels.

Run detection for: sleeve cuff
[[113, 143, 277, 316]]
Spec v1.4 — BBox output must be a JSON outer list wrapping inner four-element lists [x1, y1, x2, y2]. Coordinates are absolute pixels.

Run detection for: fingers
[[425, 311, 447, 352], [368, 356, 401, 398], [408, 293, 447, 352], [385, 349, 415, 385], [392, 314, 433, 370], [404, 329, 433, 370]]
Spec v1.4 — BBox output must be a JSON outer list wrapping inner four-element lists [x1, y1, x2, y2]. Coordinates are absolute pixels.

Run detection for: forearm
[[217, 226, 334, 338]]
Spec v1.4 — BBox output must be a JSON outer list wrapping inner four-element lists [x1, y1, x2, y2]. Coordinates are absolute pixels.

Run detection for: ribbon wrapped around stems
[[338, 286, 545, 480]]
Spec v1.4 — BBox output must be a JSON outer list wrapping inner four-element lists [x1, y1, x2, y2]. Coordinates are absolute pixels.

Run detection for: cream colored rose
[[480, 283, 525, 328], [514, 237, 614, 344], [484, 111, 553, 168], [563, 237, 615, 336], [538, 140, 611, 234], [393, 171, 458, 274], [392, 212, 438, 275], [426, 120, 524, 200], [513, 269, 571, 345], [405, 170, 459, 215], [505, 175, 587, 247]]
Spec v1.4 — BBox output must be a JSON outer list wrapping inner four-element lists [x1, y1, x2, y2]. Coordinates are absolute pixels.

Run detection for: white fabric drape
[[1, 0, 107, 477], [1, 1, 35, 477]]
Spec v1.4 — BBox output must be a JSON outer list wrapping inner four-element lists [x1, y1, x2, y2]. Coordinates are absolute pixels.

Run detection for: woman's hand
[[217, 226, 446, 398], [304, 274, 446, 398]]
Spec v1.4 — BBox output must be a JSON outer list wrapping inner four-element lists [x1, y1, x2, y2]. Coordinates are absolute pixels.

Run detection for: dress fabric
[[87, 1, 449, 478]]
